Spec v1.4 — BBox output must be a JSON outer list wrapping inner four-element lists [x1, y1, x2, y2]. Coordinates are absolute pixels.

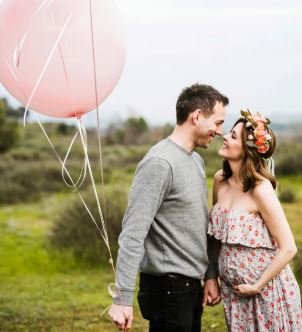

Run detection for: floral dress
[[208, 203, 302, 332]]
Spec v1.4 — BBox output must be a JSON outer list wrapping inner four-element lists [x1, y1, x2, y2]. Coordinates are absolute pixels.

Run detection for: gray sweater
[[114, 138, 218, 305]]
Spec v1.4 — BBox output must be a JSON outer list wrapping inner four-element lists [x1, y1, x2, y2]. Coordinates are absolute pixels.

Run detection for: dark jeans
[[137, 272, 203, 332]]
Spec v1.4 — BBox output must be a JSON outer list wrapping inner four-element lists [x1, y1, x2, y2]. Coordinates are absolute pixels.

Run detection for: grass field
[[1, 176, 301, 331]]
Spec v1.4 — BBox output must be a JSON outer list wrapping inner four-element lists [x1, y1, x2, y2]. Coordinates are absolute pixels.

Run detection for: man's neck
[[169, 125, 195, 153]]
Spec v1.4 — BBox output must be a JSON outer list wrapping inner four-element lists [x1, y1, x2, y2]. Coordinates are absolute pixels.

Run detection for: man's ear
[[192, 109, 202, 125]]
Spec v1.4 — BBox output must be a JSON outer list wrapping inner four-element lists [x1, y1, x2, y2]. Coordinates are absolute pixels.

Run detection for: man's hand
[[108, 303, 134, 331], [202, 278, 221, 307]]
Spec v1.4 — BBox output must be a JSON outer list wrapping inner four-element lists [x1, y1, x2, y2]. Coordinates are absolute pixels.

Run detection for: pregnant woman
[[208, 110, 302, 331]]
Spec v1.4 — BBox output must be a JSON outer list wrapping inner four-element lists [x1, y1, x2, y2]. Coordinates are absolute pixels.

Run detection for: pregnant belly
[[218, 243, 276, 287]]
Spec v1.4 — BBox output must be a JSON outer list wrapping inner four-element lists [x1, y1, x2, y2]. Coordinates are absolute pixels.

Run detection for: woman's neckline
[[214, 202, 261, 217]]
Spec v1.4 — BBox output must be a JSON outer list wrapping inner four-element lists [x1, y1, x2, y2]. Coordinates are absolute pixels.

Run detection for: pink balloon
[[0, 0, 126, 118]]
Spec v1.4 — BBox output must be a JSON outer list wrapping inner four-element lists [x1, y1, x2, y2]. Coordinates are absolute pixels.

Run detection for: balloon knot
[[74, 112, 83, 119]]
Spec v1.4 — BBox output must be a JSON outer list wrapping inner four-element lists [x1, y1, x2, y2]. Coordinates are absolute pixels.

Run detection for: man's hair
[[176, 84, 229, 125]]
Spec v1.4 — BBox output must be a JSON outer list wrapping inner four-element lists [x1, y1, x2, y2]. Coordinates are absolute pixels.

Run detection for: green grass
[[1, 176, 301, 331]]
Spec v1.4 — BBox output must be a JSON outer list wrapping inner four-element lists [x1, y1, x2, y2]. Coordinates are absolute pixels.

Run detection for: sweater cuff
[[113, 289, 135, 306], [204, 263, 219, 280]]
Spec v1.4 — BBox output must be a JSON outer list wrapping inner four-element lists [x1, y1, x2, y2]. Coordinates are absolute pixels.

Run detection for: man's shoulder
[[144, 138, 176, 162], [138, 139, 172, 169]]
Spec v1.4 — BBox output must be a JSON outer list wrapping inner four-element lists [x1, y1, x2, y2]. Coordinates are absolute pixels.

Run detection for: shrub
[[275, 141, 302, 175], [0, 100, 19, 153], [50, 185, 129, 265], [278, 187, 297, 203], [0, 160, 86, 204]]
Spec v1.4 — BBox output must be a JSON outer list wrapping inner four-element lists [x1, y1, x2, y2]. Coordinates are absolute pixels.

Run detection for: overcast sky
[[1, 0, 302, 126]]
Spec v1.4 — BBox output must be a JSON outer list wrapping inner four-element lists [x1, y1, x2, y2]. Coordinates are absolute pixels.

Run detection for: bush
[[0, 160, 86, 204], [0, 100, 19, 153], [278, 187, 297, 203], [50, 185, 129, 265], [0, 142, 147, 204], [275, 141, 302, 175]]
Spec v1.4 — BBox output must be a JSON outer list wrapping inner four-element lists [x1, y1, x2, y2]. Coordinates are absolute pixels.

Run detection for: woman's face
[[219, 122, 244, 161]]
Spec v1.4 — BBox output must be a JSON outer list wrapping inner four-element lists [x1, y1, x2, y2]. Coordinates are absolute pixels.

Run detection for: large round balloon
[[0, 0, 126, 118]]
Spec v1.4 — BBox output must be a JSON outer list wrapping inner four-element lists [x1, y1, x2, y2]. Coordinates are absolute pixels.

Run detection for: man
[[109, 84, 229, 331]]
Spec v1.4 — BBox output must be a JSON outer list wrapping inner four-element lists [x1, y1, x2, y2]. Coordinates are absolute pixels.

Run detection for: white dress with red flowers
[[208, 203, 302, 332]]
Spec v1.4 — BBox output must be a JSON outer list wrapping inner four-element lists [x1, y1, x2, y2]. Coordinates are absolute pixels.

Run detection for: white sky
[[1, 0, 302, 125]]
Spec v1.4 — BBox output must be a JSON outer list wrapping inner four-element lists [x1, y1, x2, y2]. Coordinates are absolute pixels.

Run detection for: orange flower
[[255, 136, 266, 146], [258, 145, 269, 153]]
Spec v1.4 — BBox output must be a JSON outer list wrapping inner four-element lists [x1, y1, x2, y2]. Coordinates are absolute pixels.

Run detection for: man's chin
[[197, 142, 210, 149]]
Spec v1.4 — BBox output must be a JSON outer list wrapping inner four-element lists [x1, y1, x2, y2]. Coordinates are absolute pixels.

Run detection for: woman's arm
[[235, 179, 297, 296]]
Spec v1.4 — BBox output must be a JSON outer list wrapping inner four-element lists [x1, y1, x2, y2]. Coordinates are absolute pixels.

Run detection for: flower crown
[[240, 109, 272, 154]]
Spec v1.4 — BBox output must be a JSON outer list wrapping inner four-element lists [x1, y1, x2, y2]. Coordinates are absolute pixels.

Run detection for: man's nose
[[215, 128, 224, 136]]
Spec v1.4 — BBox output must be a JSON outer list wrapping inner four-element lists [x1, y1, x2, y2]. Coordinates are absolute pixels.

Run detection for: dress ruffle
[[208, 203, 278, 249]]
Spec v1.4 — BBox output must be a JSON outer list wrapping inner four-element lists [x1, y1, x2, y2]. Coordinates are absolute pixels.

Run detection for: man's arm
[[202, 170, 223, 306], [202, 236, 221, 306], [109, 156, 172, 329]]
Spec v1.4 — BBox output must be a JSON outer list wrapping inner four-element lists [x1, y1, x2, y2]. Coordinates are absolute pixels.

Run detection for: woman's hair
[[222, 118, 277, 192]]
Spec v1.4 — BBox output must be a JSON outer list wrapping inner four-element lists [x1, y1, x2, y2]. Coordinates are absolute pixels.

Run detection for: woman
[[208, 110, 302, 331]]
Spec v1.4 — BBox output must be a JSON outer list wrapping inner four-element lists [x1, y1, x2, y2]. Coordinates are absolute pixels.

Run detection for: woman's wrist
[[254, 281, 264, 293]]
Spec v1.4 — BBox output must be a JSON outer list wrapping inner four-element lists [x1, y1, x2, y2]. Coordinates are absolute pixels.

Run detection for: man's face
[[194, 101, 226, 148]]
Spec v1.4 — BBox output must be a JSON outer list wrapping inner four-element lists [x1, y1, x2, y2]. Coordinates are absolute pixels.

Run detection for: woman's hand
[[233, 283, 261, 297]]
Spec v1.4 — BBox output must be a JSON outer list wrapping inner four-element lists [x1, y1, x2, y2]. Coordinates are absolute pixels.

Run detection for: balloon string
[[5, 56, 105, 240], [49, 5, 76, 115], [76, 117, 125, 310], [76, 118, 108, 244], [34, 114, 107, 243], [14, 0, 56, 68], [5, 56, 87, 192], [23, 8, 75, 126], [89, 0, 108, 226], [88, 5, 124, 312], [6, 7, 125, 314], [61, 129, 88, 191], [4, 47, 123, 304]]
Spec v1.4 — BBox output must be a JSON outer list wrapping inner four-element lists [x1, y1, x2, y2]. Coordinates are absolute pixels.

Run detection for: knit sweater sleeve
[[113, 156, 172, 305]]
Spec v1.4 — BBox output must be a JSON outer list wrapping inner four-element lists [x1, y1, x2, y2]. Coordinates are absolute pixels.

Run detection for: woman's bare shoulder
[[213, 169, 227, 193], [252, 177, 275, 200], [214, 169, 224, 182]]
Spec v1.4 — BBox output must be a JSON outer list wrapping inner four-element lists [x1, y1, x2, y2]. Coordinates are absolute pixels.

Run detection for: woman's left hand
[[233, 284, 261, 297]]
